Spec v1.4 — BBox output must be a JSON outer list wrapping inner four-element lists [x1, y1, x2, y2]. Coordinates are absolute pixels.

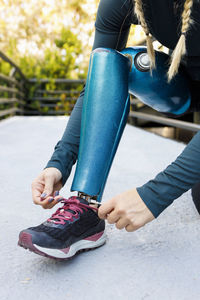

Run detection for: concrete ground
[[0, 116, 200, 300]]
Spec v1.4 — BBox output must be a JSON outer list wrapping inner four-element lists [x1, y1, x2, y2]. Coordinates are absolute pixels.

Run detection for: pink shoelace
[[48, 196, 98, 225]]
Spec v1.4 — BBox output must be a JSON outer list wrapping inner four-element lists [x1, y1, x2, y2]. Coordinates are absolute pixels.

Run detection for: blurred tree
[[0, 0, 147, 79], [0, 0, 99, 77]]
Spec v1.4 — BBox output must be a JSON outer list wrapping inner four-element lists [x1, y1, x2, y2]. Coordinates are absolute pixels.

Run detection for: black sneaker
[[18, 196, 106, 260]]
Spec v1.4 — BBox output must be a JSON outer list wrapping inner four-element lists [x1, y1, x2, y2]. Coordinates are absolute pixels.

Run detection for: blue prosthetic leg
[[71, 48, 131, 201], [71, 46, 192, 203], [122, 47, 191, 115]]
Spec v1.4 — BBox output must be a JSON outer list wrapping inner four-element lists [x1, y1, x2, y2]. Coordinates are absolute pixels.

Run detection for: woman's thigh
[[93, 0, 134, 51]]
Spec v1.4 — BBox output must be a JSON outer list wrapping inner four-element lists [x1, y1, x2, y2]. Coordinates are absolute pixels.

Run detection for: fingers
[[41, 174, 55, 199], [115, 218, 129, 230], [99, 189, 153, 232], [98, 199, 115, 219], [106, 211, 120, 224], [32, 180, 44, 205], [106, 212, 137, 231], [32, 179, 62, 209], [31, 168, 64, 209], [45, 194, 64, 209], [125, 224, 135, 232], [40, 192, 64, 210]]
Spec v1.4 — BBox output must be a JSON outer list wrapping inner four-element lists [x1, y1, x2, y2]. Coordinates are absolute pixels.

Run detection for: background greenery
[[0, 0, 143, 116], [0, 0, 102, 79], [0, 0, 142, 79]]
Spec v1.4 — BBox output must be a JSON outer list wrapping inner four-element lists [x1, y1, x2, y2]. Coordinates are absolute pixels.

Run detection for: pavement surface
[[0, 116, 200, 300]]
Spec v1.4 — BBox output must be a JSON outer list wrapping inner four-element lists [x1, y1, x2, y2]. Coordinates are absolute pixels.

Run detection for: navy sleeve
[[45, 89, 85, 186], [137, 131, 200, 218], [45, 141, 78, 186]]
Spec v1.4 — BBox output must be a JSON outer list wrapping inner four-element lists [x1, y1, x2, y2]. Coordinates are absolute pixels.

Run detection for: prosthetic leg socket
[[71, 48, 131, 200]]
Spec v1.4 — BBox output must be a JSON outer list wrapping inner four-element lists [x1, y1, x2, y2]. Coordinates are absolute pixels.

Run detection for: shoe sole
[[18, 231, 106, 260]]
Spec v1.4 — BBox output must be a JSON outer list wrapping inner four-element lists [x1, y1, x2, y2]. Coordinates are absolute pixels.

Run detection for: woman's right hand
[[31, 167, 63, 209]]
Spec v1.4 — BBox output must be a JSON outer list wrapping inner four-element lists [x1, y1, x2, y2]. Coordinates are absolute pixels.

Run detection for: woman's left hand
[[98, 188, 155, 232]]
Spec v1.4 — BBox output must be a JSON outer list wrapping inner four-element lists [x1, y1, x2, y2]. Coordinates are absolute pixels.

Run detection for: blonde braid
[[133, 0, 194, 82], [134, 0, 155, 69], [167, 0, 194, 82]]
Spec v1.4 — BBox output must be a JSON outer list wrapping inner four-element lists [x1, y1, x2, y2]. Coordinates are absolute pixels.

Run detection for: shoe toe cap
[[19, 228, 64, 249]]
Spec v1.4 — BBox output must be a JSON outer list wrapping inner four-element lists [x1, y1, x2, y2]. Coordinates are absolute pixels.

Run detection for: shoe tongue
[[46, 196, 90, 225], [65, 196, 89, 210], [77, 196, 90, 206], [60, 197, 84, 215]]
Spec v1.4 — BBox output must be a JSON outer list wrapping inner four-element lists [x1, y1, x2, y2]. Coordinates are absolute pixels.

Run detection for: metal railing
[[0, 51, 27, 119], [0, 50, 199, 137], [130, 111, 200, 132], [128, 96, 200, 133], [25, 78, 85, 115]]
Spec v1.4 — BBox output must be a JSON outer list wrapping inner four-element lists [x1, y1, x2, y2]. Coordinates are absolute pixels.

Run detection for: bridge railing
[[0, 51, 27, 119], [25, 78, 85, 115], [0, 50, 199, 139], [129, 96, 200, 132]]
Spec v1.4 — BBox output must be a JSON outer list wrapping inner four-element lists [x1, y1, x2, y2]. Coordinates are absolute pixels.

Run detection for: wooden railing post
[[0, 51, 27, 120], [9, 67, 17, 117]]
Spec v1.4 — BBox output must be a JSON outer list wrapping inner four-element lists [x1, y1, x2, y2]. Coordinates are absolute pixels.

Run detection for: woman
[[18, 0, 200, 259]]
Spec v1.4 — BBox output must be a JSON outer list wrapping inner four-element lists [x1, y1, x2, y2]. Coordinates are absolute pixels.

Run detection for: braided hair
[[134, 0, 194, 82]]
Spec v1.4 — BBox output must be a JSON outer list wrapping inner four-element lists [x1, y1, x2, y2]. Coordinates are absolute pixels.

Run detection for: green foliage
[[0, 0, 98, 118], [0, 27, 85, 79], [0, 26, 86, 117]]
